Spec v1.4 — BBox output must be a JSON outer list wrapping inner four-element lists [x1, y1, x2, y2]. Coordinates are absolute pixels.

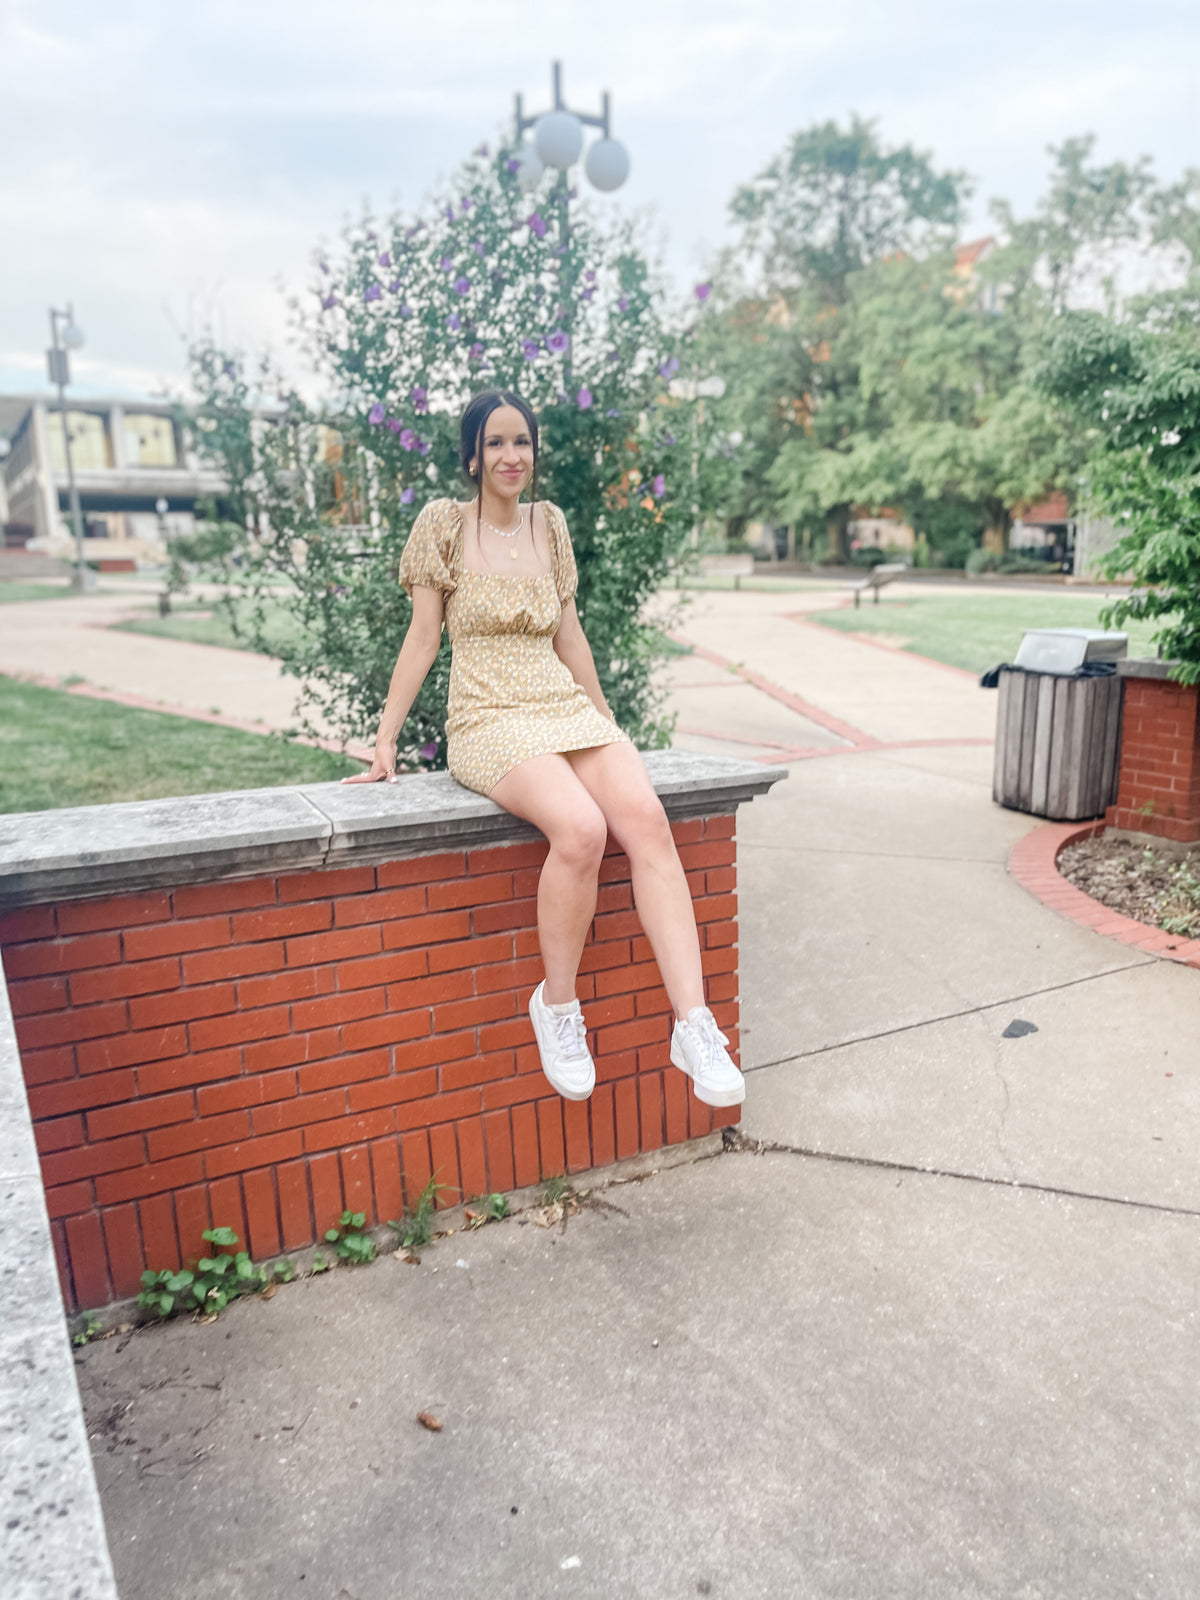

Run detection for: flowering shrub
[[184, 145, 720, 760]]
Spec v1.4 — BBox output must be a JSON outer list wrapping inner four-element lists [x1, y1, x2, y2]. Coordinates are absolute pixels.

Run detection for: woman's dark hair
[[459, 390, 539, 545]]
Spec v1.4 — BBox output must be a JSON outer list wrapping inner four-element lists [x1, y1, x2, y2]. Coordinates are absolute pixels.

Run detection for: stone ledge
[[0, 751, 785, 909], [1117, 658, 1186, 681]]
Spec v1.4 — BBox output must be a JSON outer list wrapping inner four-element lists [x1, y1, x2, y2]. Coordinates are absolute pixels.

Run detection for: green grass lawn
[[0, 582, 73, 603], [112, 596, 305, 654], [808, 592, 1164, 674], [0, 677, 360, 813]]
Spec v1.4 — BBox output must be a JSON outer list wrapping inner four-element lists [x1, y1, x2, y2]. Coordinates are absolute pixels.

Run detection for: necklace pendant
[[509, 547, 519, 560]]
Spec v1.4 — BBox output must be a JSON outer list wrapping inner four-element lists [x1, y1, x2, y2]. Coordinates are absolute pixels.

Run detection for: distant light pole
[[47, 303, 95, 593], [513, 62, 631, 339]]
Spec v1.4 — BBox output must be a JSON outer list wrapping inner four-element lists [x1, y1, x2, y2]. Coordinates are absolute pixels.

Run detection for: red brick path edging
[[1009, 821, 1200, 970]]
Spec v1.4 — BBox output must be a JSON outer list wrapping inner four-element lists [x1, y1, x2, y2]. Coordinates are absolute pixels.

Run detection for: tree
[[183, 145, 715, 760]]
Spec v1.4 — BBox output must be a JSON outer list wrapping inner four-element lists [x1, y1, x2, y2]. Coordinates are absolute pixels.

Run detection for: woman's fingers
[[340, 767, 393, 785]]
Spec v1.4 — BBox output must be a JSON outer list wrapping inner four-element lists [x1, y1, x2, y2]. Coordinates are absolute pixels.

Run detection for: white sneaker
[[670, 1006, 746, 1107], [529, 981, 595, 1101]]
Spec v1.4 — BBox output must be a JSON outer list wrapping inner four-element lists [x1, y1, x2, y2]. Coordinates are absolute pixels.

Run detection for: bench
[[851, 562, 908, 608]]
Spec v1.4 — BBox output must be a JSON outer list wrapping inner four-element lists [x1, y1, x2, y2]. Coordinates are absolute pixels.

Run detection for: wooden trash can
[[993, 668, 1124, 821]]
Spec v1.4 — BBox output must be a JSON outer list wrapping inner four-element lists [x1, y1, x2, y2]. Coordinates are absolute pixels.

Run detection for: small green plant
[[540, 1175, 567, 1207], [325, 1210, 376, 1265], [273, 1259, 297, 1283], [388, 1175, 450, 1249], [310, 1252, 330, 1274], [72, 1313, 103, 1347], [137, 1227, 264, 1321], [464, 1193, 509, 1230]]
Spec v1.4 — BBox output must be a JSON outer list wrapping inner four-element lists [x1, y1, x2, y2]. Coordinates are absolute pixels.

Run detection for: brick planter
[[0, 753, 781, 1311], [1106, 660, 1200, 845]]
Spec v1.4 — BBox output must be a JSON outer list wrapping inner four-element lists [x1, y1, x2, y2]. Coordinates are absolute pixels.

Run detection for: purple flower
[[378, 251, 391, 268], [400, 486, 416, 504], [447, 312, 462, 331], [366, 230, 377, 242], [658, 356, 680, 379], [528, 213, 547, 238], [416, 440, 431, 456], [585, 269, 596, 283], [475, 142, 490, 158], [365, 284, 382, 302], [461, 197, 472, 212], [454, 276, 471, 296], [399, 428, 416, 450], [653, 474, 666, 498], [411, 387, 428, 412], [473, 240, 486, 256], [400, 303, 414, 318], [577, 386, 593, 410], [321, 293, 338, 310], [386, 418, 402, 434], [506, 156, 520, 172], [556, 243, 569, 255], [439, 255, 454, 272], [694, 282, 712, 301], [606, 408, 621, 418], [368, 402, 385, 425], [469, 342, 484, 358], [387, 278, 401, 293], [521, 339, 540, 361], [546, 328, 569, 354], [664, 434, 677, 446], [419, 739, 439, 760], [607, 350, 620, 363], [319, 260, 330, 275], [445, 205, 455, 223], [582, 288, 595, 302]]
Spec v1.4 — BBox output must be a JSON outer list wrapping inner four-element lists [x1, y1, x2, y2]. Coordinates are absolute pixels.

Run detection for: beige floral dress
[[398, 498, 630, 796]]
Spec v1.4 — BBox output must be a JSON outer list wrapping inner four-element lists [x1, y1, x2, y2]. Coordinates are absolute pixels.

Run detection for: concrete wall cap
[[1117, 658, 1190, 682]]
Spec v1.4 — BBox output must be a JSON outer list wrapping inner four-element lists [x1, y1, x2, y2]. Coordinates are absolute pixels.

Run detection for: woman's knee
[[618, 788, 674, 854], [549, 803, 608, 869]]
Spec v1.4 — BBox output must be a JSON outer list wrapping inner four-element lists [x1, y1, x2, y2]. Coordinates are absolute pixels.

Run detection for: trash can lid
[[1013, 628, 1127, 674]]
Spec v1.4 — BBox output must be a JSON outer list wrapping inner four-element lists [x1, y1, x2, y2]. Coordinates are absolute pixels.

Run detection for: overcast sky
[[1, 0, 1195, 406]]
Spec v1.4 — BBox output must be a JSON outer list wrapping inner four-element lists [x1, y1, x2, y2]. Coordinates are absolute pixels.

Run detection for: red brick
[[205, 1130, 304, 1180], [0, 904, 57, 943], [129, 985, 235, 1032], [466, 840, 547, 875], [44, 1179, 93, 1219], [253, 1088, 345, 1135], [704, 972, 738, 1003], [207, 1175, 248, 1249], [394, 1087, 482, 1134], [386, 969, 476, 1011], [483, 1109, 515, 1193], [694, 893, 737, 925], [245, 1028, 340, 1075], [478, 1017, 531, 1053], [65, 1212, 110, 1311], [234, 903, 331, 944], [563, 1099, 591, 1174], [290, 987, 385, 1032], [102, 1203, 145, 1299], [19, 1043, 77, 1086], [440, 1051, 517, 1093], [279, 864, 376, 903], [511, 1102, 540, 1188], [594, 882, 634, 914], [18, 1000, 128, 1052], [428, 1124, 462, 1206], [663, 1070, 689, 1146], [340, 1145, 374, 1219], [183, 940, 285, 985], [590, 1085, 616, 1168], [401, 1129, 434, 1209], [634, 989, 672, 1019], [382, 910, 471, 950], [455, 1118, 487, 1201], [69, 956, 180, 1007], [28, 1069, 135, 1120], [706, 867, 737, 895], [377, 851, 466, 887], [8, 974, 68, 1017], [433, 993, 516, 1033], [299, 1049, 392, 1095], [480, 1074, 550, 1111], [470, 899, 538, 936], [428, 932, 511, 974], [124, 916, 230, 960], [336, 948, 427, 991], [704, 814, 735, 839], [34, 1115, 82, 1154], [189, 1003, 291, 1053], [57, 891, 170, 936], [595, 1015, 663, 1056], [638, 1074, 664, 1153], [636, 1040, 670, 1074], [137, 1046, 242, 1097], [334, 885, 426, 927], [303, 1108, 395, 1154], [96, 1153, 205, 1207], [175, 1182, 214, 1261], [237, 966, 330, 1011], [704, 921, 737, 949], [668, 818, 704, 845], [42, 1134, 144, 1188], [688, 1088, 713, 1141], [340, 1010, 432, 1054], [475, 957, 543, 997], [370, 1140, 404, 1228], [428, 872, 513, 911], [701, 945, 738, 977], [277, 1161, 313, 1249], [2, 931, 120, 979], [286, 925, 382, 966], [346, 1066, 439, 1114], [389, 1030, 478, 1077], [537, 1098, 566, 1178], [87, 1090, 194, 1143], [197, 1070, 297, 1117], [678, 841, 736, 871], [139, 1192, 180, 1273], [173, 878, 277, 918], [147, 1110, 250, 1162], [589, 993, 637, 1029]]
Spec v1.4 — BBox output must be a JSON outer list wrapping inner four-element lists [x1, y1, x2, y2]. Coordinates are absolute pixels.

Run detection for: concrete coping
[[0, 751, 786, 910], [1116, 658, 1190, 682], [0, 977, 119, 1598]]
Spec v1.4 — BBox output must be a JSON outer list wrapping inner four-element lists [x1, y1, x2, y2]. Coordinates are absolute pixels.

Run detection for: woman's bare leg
[[565, 743, 705, 1019], [489, 754, 608, 1004]]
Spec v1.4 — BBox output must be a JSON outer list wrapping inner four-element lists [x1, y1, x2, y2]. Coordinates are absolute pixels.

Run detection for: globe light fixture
[[47, 303, 95, 593], [535, 109, 584, 170], [584, 137, 630, 192], [61, 318, 85, 350], [513, 61, 630, 197]]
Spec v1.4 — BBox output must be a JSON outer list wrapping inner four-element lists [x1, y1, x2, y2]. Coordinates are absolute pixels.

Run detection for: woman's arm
[[342, 585, 445, 783], [553, 600, 618, 722]]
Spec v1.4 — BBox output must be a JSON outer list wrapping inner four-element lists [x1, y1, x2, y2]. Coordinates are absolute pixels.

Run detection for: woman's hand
[[341, 736, 400, 785]]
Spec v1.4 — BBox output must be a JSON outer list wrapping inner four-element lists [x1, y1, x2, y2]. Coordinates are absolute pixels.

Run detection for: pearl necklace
[[480, 504, 524, 559]]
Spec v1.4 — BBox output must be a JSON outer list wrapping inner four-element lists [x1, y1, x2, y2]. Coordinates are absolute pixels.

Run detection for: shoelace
[[689, 1011, 730, 1078], [552, 1007, 589, 1060]]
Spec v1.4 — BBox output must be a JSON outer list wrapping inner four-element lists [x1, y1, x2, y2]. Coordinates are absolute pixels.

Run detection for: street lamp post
[[47, 303, 95, 593]]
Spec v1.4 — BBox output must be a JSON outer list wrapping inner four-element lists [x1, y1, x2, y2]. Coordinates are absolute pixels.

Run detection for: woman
[[344, 389, 744, 1109]]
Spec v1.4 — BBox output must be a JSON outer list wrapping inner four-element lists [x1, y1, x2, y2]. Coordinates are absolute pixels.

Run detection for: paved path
[[30, 576, 1200, 1596]]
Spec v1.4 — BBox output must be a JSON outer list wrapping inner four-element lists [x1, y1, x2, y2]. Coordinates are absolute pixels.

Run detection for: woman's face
[[473, 404, 535, 497]]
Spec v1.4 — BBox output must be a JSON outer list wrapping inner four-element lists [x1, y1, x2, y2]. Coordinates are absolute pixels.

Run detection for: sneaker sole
[[670, 1038, 746, 1107], [530, 988, 595, 1102]]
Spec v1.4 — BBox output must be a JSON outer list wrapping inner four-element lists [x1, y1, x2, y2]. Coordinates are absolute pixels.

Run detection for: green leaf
[[204, 1226, 239, 1248], [325, 1229, 340, 1243]]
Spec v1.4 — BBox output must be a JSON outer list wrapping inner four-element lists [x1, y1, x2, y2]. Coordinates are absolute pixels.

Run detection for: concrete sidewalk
[[59, 580, 1200, 1598]]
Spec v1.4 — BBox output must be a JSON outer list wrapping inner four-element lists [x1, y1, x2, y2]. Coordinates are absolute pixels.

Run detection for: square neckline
[[449, 499, 556, 583]]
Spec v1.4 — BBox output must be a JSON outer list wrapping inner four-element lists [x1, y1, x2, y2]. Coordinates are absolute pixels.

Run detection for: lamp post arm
[[48, 305, 93, 593]]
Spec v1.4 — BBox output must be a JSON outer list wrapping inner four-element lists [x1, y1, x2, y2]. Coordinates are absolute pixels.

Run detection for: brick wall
[[1, 817, 740, 1312], [1107, 677, 1200, 844]]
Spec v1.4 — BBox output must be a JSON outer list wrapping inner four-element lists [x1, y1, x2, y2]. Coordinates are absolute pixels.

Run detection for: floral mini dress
[[398, 498, 630, 796]]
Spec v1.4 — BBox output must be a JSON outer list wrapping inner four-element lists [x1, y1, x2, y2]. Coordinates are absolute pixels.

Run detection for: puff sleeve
[[398, 500, 458, 597], [546, 502, 578, 605]]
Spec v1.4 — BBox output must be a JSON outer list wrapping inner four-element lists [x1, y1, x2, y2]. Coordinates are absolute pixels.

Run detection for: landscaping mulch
[[1058, 832, 1200, 938]]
